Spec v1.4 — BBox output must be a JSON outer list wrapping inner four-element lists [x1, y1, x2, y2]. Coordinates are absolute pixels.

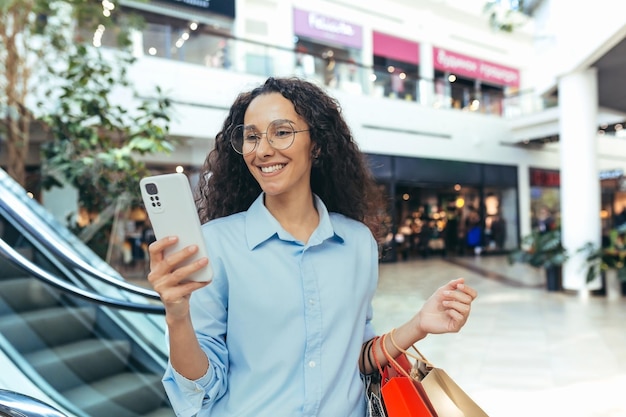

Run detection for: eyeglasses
[[230, 119, 310, 155]]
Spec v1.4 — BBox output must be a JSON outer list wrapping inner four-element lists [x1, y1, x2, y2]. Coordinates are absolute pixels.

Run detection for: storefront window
[[601, 175, 626, 246], [294, 40, 360, 90], [140, 20, 232, 68], [373, 56, 418, 101], [390, 183, 517, 258], [433, 47, 517, 116], [529, 168, 560, 233], [372, 31, 419, 102], [434, 71, 505, 114], [293, 8, 364, 93], [87, 6, 236, 68]]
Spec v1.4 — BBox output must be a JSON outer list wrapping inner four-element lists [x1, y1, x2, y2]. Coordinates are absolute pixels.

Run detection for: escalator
[[0, 168, 174, 417]]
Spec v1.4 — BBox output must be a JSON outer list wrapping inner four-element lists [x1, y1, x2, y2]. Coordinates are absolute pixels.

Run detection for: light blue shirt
[[162, 193, 379, 417]]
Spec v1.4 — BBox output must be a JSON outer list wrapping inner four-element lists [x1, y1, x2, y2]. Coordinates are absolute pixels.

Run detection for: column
[[418, 42, 434, 107], [517, 163, 531, 238], [558, 68, 601, 292]]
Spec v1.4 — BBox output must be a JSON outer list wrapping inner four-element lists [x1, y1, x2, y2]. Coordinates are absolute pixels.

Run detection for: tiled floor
[[372, 255, 626, 417]]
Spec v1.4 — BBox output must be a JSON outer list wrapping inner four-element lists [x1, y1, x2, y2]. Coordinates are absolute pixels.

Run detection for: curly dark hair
[[195, 77, 388, 242]]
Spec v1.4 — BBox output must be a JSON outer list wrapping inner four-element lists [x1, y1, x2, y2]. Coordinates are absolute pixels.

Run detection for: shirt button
[[308, 299, 315, 305], [308, 361, 316, 368]]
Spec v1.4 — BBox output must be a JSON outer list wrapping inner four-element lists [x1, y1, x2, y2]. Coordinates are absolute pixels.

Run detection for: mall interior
[[1, 0, 626, 416]]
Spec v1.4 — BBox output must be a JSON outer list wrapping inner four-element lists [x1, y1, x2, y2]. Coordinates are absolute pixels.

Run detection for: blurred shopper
[[397, 217, 413, 260], [465, 209, 482, 255], [417, 218, 433, 258], [443, 205, 460, 256], [146, 77, 477, 417], [537, 206, 555, 234]]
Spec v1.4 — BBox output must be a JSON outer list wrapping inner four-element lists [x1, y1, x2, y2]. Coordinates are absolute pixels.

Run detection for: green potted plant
[[579, 227, 626, 299], [508, 229, 568, 291]]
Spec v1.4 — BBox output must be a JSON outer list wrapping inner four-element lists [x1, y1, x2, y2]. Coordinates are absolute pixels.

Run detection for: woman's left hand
[[414, 278, 478, 335]]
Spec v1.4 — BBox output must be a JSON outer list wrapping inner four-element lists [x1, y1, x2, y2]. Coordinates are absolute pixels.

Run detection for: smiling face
[[242, 92, 315, 201]]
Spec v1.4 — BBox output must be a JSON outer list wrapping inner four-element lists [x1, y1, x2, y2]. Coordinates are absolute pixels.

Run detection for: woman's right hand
[[147, 236, 210, 320]]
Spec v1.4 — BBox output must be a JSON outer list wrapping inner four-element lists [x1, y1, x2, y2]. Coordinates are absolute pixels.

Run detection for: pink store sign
[[373, 31, 419, 65], [293, 8, 362, 49], [433, 47, 520, 88]]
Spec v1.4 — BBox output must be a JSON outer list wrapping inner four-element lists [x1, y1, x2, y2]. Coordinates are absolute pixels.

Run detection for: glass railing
[[501, 89, 559, 118], [121, 25, 556, 118]]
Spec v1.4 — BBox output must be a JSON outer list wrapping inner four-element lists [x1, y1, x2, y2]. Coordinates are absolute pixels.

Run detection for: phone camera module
[[145, 183, 158, 195]]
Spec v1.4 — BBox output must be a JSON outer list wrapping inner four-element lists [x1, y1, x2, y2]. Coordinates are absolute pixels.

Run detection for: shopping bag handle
[[378, 333, 414, 378], [371, 335, 386, 377], [388, 328, 435, 368]]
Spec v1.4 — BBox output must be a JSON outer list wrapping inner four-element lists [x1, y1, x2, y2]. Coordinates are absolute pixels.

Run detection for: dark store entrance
[[367, 154, 519, 262]]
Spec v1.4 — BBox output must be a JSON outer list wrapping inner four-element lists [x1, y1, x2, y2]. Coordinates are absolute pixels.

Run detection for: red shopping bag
[[382, 376, 437, 417], [377, 334, 438, 417]]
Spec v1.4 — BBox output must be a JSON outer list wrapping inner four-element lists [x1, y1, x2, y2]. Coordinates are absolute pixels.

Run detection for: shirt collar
[[245, 193, 345, 249]]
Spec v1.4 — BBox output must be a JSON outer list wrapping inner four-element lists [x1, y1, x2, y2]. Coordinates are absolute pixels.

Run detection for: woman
[[147, 77, 477, 417]]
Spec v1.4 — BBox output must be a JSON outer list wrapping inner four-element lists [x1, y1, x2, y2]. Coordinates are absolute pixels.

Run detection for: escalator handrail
[[0, 184, 161, 300], [0, 389, 69, 417], [0, 238, 165, 314]]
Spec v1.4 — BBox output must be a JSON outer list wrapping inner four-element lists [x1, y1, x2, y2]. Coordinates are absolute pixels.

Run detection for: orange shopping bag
[[377, 334, 438, 417]]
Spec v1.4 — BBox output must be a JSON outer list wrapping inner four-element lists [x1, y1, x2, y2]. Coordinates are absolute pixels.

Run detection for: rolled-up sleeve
[[162, 364, 214, 417], [161, 333, 229, 416]]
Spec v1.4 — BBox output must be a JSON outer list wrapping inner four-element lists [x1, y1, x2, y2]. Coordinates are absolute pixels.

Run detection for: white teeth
[[261, 164, 285, 173]]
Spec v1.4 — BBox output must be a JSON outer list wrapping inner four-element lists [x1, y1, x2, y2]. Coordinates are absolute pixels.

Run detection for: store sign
[[530, 168, 560, 187], [160, 0, 235, 18], [599, 169, 623, 180], [293, 8, 362, 49], [433, 47, 520, 88], [373, 31, 419, 65]]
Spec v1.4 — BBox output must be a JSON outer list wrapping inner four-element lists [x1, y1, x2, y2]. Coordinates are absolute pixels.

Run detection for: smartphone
[[140, 173, 213, 283]]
